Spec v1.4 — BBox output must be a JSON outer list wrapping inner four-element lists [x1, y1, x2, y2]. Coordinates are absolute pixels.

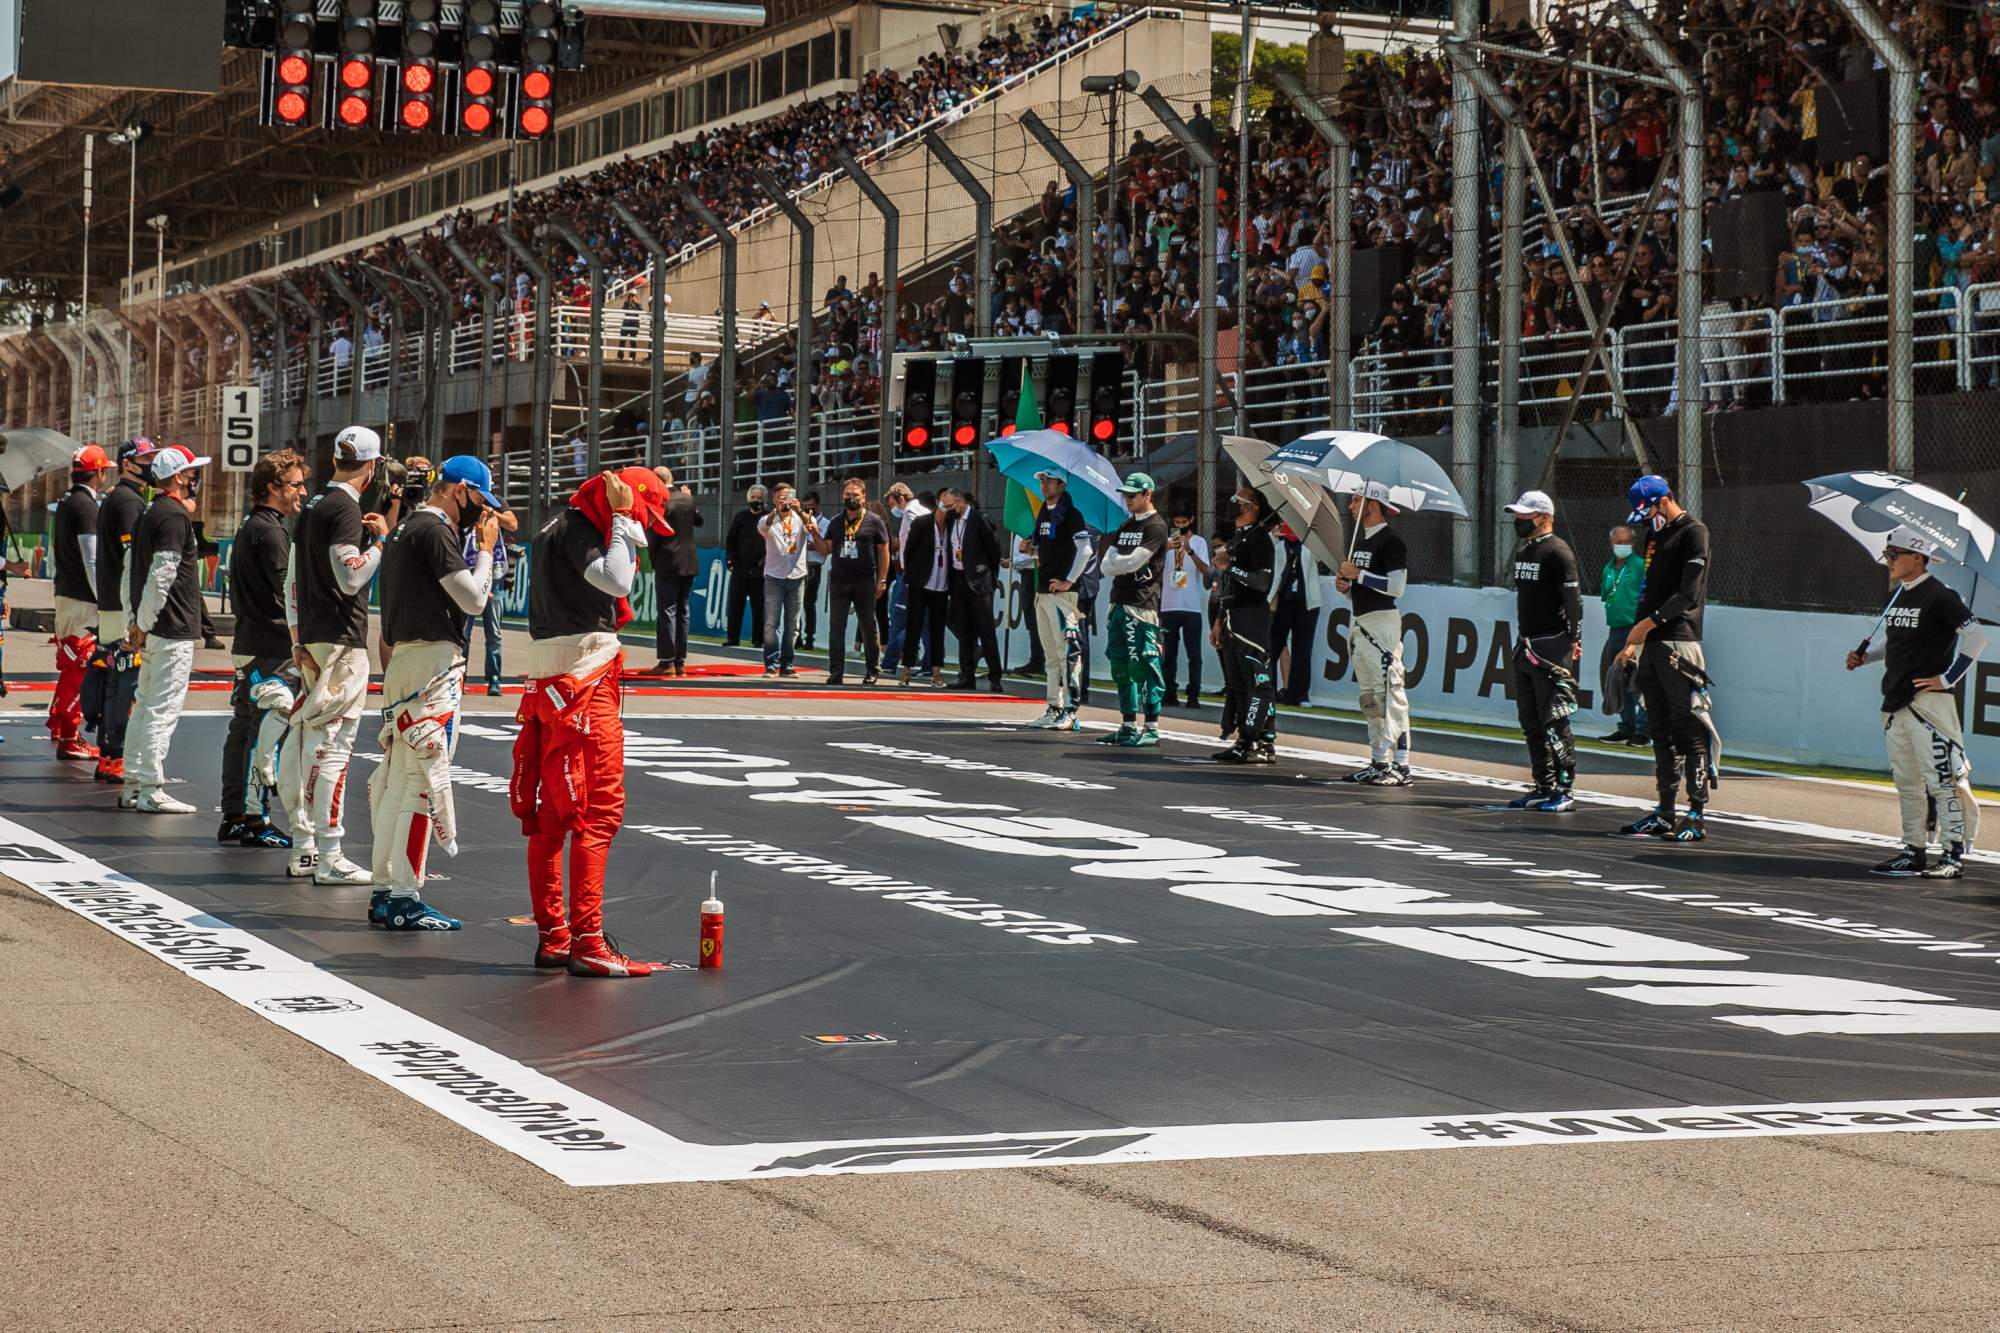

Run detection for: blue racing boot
[[378, 896, 462, 931], [1505, 789, 1555, 809], [368, 890, 393, 926], [1533, 790, 1576, 813], [1668, 809, 1706, 843]]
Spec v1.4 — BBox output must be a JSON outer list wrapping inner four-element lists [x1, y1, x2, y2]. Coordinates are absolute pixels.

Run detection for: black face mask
[[749, 500, 768, 514], [844, 497, 862, 512], [1513, 517, 1538, 538]]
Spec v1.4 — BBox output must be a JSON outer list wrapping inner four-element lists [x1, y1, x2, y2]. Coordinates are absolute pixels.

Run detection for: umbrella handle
[[1856, 586, 1903, 657]]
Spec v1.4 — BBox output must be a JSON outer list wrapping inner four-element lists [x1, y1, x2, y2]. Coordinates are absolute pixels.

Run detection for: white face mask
[[1612, 543, 1633, 559]]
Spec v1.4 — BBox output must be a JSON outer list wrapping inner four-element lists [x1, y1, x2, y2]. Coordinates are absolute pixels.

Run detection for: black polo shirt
[[230, 506, 293, 658]]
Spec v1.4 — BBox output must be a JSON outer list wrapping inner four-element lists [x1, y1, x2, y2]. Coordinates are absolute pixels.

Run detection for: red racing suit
[[49, 596, 98, 743], [510, 647, 624, 942]]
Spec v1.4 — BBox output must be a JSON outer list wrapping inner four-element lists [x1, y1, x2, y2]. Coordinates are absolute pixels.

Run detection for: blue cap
[[1627, 473, 1672, 522], [439, 454, 501, 508]]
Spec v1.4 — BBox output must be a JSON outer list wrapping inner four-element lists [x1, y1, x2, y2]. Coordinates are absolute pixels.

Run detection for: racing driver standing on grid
[[281, 426, 388, 886], [512, 467, 673, 978]]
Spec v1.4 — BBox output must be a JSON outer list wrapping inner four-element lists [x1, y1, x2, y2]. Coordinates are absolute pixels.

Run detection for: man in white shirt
[[1160, 499, 1211, 708], [757, 482, 811, 677]]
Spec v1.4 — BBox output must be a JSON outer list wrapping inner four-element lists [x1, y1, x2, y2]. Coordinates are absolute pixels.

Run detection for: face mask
[[750, 500, 768, 513], [1512, 518, 1537, 538], [1612, 543, 1633, 559], [844, 497, 862, 512]]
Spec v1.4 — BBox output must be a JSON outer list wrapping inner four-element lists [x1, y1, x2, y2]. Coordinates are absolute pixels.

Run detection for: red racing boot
[[55, 736, 100, 761], [93, 756, 124, 783], [565, 933, 661, 979], [534, 927, 572, 970]]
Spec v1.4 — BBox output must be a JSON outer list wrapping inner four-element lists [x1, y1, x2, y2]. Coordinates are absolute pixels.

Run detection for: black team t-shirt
[[129, 494, 201, 642], [96, 478, 147, 614], [1349, 524, 1407, 617], [1881, 575, 1976, 713], [380, 509, 472, 650], [1512, 531, 1583, 641], [53, 484, 100, 603], [294, 484, 372, 648], [230, 506, 293, 658], [529, 508, 621, 639], [1107, 511, 1170, 611], [827, 509, 891, 584]]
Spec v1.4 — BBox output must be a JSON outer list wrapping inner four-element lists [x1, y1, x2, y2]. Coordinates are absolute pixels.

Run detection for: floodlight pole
[[746, 172, 815, 485], [318, 264, 369, 431], [1273, 72, 1351, 430], [1448, 0, 1481, 585], [610, 203, 673, 467], [542, 221, 605, 475], [277, 278, 322, 461], [496, 228, 552, 533], [1019, 111, 1096, 337], [1612, 1, 1704, 511], [405, 252, 458, 459], [1832, 0, 1915, 474], [442, 237, 495, 464], [676, 186, 738, 490], [1141, 88, 1217, 527], [834, 149, 897, 498]]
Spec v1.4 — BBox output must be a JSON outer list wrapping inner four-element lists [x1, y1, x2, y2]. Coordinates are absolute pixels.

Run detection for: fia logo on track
[[254, 996, 361, 1015]]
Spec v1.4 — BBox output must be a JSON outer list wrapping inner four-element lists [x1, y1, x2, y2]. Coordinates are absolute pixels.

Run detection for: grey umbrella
[[1221, 434, 1344, 569], [0, 427, 85, 493]]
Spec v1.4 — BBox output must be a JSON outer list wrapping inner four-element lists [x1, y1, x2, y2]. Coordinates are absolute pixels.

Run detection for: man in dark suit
[[648, 466, 704, 676], [721, 484, 768, 647], [941, 488, 1004, 691], [898, 500, 951, 688]]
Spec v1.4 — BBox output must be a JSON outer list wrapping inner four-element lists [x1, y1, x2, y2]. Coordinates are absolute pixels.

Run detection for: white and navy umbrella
[[1221, 435, 1345, 570], [1804, 471, 2000, 629], [1266, 429, 1469, 517]]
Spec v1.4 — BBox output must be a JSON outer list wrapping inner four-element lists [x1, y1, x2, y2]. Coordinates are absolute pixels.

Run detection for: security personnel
[[1336, 494, 1412, 785], [1210, 484, 1278, 764], [122, 445, 209, 814], [49, 445, 112, 760], [280, 425, 388, 885], [1614, 474, 1717, 843], [220, 449, 306, 850], [365, 455, 501, 930], [1501, 490, 1584, 812], [91, 436, 157, 784], [1096, 472, 1171, 747], [1846, 535, 1985, 879]]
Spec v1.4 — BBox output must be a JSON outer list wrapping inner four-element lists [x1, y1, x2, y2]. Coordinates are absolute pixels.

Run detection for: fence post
[[748, 171, 815, 488], [608, 204, 671, 468], [496, 229, 552, 533], [543, 221, 606, 476], [442, 238, 496, 462], [1140, 89, 1218, 529], [676, 186, 739, 493], [405, 252, 459, 458], [834, 149, 898, 499]]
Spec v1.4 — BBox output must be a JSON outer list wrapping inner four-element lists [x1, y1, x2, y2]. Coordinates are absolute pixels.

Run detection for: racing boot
[[1872, 846, 1929, 877], [1505, 789, 1555, 809], [534, 927, 573, 969], [377, 896, 462, 931], [1668, 809, 1707, 843], [55, 737, 100, 761], [1242, 740, 1277, 767], [367, 890, 392, 926], [1922, 843, 1965, 880], [1615, 808, 1675, 838], [217, 817, 251, 845], [313, 850, 373, 886], [136, 788, 197, 814], [93, 757, 124, 784], [1130, 723, 1160, 747], [566, 933, 661, 978], [286, 849, 320, 879], [1533, 789, 1576, 813], [238, 819, 293, 850], [1050, 709, 1081, 733], [1096, 723, 1139, 746], [1343, 762, 1389, 785], [1210, 742, 1249, 763], [1028, 705, 1064, 730]]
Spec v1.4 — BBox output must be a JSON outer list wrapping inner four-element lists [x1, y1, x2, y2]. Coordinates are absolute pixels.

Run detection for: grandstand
[[1, 0, 1994, 610]]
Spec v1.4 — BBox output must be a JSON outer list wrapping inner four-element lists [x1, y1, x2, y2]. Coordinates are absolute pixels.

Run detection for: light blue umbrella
[[1267, 429, 1469, 517], [986, 428, 1129, 533]]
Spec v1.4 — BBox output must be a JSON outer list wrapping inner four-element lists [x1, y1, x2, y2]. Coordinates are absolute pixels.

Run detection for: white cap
[[1881, 528, 1940, 560], [1504, 489, 1555, 516], [334, 425, 383, 463], [149, 444, 211, 481]]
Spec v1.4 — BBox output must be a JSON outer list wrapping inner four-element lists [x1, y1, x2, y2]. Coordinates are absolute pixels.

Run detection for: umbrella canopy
[[1804, 472, 2000, 624], [985, 428, 1128, 533], [1221, 434, 1345, 570], [1267, 429, 1469, 517], [0, 427, 86, 493]]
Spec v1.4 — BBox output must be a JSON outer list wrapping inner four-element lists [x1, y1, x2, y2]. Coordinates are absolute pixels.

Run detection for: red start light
[[461, 102, 494, 133], [277, 54, 311, 86], [520, 104, 552, 136], [275, 90, 310, 123], [952, 424, 977, 447], [904, 426, 930, 449], [400, 98, 432, 129], [340, 58, 372, 90], [1091, 418, 1115, 441], [522, 69, 552, 99], [463, 66, 495, 97], [998, 422, 1018, 437], [401, 63, 434, 94], [338, 93, 371, 126], [1050, 419, 1069, 435]]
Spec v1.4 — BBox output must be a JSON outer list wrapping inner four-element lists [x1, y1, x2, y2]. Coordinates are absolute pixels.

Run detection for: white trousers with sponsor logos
[[368, 641, 465, 897], [123, 636, 196, 794], [1884, 690, 1979, 852], [1035, 588, 1081, 709], [1351, 608, 1409, 764], [279, 643, 370, 853]]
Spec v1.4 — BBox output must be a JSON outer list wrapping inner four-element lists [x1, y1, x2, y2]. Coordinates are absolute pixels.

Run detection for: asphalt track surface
[[8, 690, 2000, 1328]]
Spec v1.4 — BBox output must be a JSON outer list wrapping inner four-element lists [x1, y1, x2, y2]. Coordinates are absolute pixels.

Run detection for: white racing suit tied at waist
[[278, 643, 371, 855], [244, 660, 298, 790], [368, 640, 467, 895]]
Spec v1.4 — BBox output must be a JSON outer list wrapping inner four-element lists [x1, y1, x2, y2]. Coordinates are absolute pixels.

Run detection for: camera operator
[[364, 455, 501, 931], [279, 425, 389, 887]]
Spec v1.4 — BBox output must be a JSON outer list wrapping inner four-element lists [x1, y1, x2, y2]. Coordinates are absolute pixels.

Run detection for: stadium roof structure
[[0, 0, 840, 297]]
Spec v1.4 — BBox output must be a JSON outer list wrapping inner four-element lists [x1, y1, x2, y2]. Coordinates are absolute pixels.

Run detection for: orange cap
[[72, 444, 112, 470]]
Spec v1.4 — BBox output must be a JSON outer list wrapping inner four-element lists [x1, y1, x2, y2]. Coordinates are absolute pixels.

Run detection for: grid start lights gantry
[[257, 0, 580, 138]]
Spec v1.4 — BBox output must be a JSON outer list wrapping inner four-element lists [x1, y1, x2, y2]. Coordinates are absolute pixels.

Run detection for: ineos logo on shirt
[[254, 995, 361, 1014]]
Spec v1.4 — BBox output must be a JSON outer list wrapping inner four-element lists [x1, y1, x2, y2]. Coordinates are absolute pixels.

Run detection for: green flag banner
[[1003, 364, 1043, 538]]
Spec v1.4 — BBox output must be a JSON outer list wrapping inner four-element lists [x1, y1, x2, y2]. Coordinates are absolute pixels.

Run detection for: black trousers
[[826, 580, 879, 680], [1270, 598, 1319, 702], [1513, 633, 1579, 792], [98, 650, 140, 759], [724, 566, 764, 646], [222, 653, 288, 819], [949, 573, 1002, 684], [801, 565, 823, 648], [906, 586, 950, 675], [1634, 638, 1711, 807], [1219, 604, 1275, 745], [655, 573, 694, 665], [1161, 609, 1204, 699]]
